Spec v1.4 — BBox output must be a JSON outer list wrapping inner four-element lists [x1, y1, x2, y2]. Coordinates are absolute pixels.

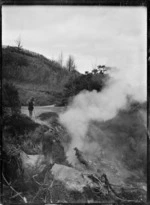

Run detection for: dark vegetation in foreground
[[2, 84, 147, 204]]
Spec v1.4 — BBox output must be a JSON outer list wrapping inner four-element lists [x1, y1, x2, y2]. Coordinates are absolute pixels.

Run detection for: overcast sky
[[2, 6, 146, 73]]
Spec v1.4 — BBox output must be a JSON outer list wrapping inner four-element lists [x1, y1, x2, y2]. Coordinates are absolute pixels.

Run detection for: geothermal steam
[[59, 55, 146, 164]]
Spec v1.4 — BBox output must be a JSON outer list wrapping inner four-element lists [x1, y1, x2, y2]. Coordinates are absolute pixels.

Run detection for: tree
[[92, 69, 98, 75], [66, 55, 76, 71], [62, 72, 104, 105], [15, 36, 23, 49], [58, 52, 63, 67], [97, 65, 106, 74]]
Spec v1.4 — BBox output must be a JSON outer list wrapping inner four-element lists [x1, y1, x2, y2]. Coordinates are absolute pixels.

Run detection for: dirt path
[[21, 105, 65, 127], [21, 105, 64, 117]]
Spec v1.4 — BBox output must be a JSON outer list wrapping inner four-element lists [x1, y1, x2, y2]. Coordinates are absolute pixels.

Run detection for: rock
[[20, 151, 45, 177], [51, 164, 100, 192]]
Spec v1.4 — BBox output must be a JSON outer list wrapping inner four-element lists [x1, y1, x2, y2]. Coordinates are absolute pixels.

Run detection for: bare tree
[[91, 63, 97, 71], [15, 36, 23, 49], [58, 52, 63, 67], [66, 55, 76, 71]]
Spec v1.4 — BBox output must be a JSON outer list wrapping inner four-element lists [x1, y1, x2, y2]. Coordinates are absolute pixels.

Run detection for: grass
[[2, 46, 77, 105]]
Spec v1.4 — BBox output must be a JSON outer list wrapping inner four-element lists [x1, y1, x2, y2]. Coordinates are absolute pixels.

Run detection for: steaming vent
[[59, 62, 146, 186]]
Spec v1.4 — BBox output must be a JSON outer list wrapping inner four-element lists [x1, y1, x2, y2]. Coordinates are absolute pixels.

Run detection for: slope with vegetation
[[2, 46, 111, 106], [2, 46, 79, 105]]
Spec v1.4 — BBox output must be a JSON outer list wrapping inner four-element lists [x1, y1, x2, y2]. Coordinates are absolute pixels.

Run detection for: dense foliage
[[61, 68, 109, 105]]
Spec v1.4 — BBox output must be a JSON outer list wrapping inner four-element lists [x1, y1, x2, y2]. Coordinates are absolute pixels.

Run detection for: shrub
[[2, 81, 21, 116], [3, 113, 39, 135]]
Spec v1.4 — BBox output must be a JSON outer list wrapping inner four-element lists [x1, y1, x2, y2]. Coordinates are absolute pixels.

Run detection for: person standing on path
[[28, 97, 35, 118]]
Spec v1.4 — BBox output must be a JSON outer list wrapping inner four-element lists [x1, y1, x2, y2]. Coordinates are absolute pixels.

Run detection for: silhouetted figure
[[28, 97, 34, 118]]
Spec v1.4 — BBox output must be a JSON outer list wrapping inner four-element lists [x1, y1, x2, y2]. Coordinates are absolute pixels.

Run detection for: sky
[[2, 6, 146, 73]]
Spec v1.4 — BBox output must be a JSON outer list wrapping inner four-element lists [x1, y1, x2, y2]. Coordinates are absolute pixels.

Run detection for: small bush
[[2, 81, 21, 116], [3, 113, 39, 135]]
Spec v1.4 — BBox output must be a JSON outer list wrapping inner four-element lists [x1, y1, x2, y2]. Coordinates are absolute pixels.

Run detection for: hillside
[[2, 46, 79, 105]]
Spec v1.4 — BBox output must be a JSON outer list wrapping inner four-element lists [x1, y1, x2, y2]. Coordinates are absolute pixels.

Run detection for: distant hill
[[2, 46, 79, 105]]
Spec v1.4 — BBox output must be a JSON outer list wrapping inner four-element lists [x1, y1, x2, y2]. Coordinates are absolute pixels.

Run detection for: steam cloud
[[59, 53, 146, 165]]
